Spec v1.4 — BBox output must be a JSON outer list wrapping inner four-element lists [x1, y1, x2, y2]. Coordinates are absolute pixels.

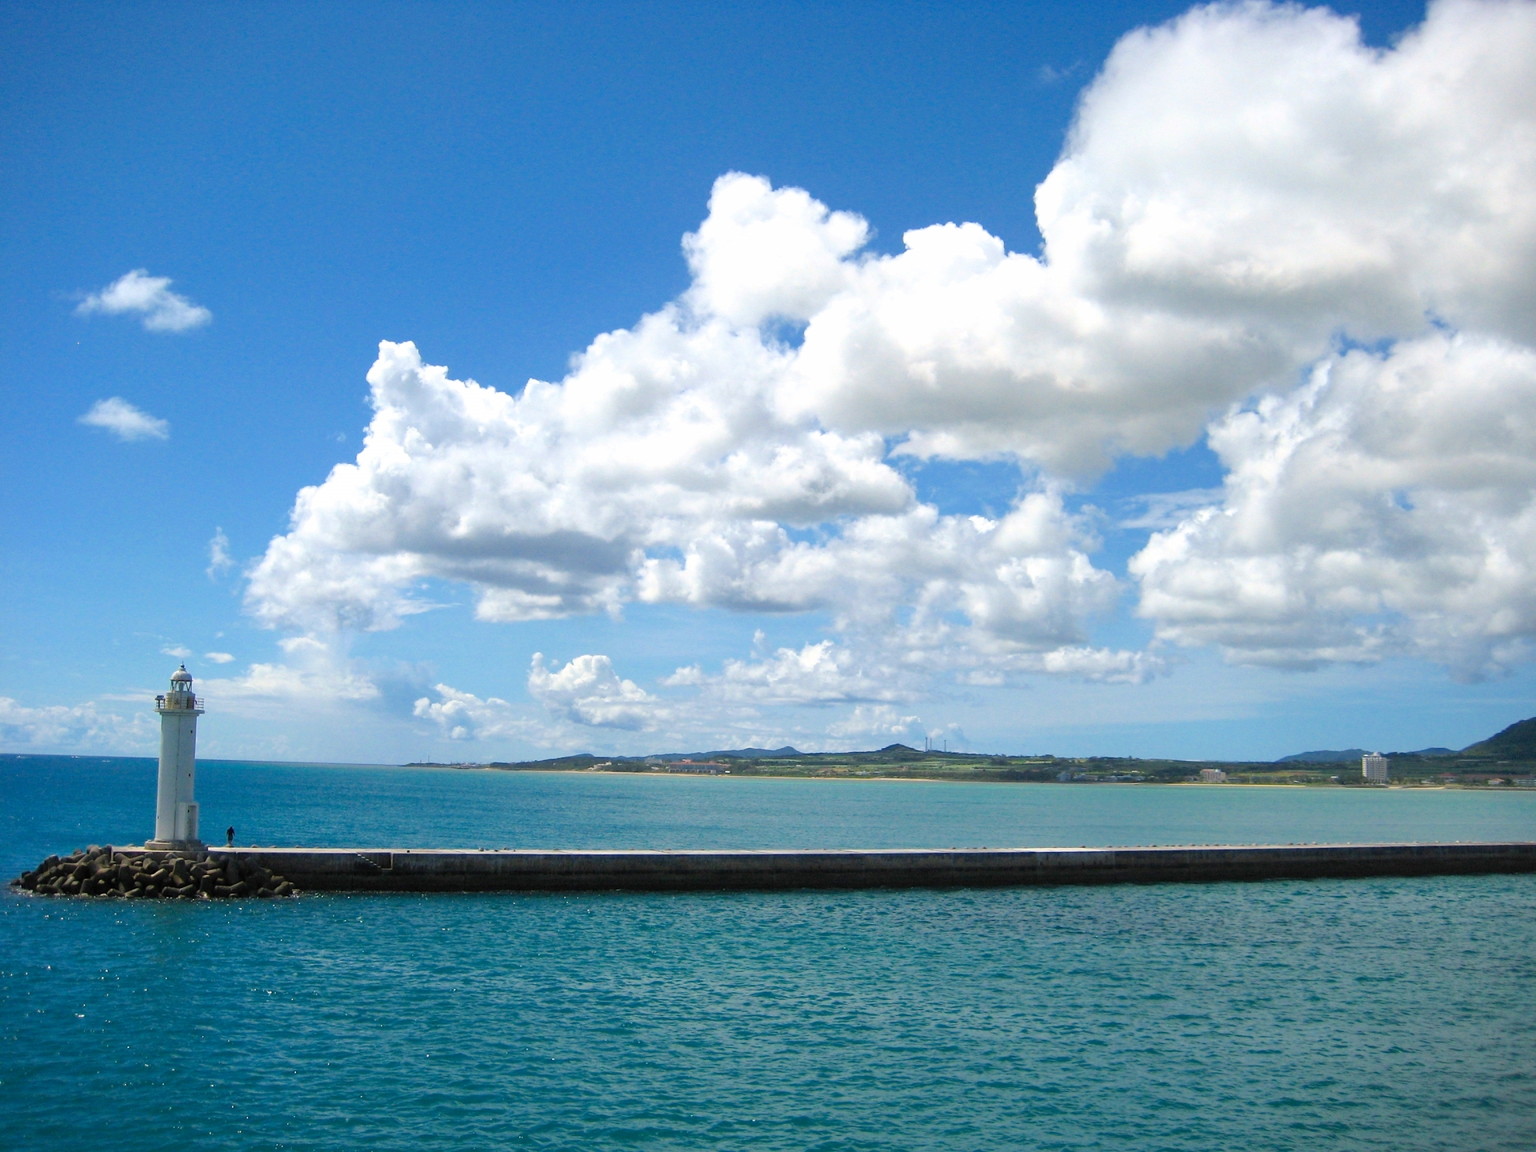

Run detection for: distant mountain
[[1278, 744, 1460, 764], [1462, 716, 1536, 759], [645, 746, 802, 761], [699, 746, 801, 760]]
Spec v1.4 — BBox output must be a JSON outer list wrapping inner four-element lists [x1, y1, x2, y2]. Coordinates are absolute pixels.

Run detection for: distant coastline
[[418, 766, 1491, 791], [405, 732, 1536, 790]]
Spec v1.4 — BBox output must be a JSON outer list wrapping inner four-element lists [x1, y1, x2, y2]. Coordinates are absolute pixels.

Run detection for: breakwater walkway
[[152, 842, 1536, 893]]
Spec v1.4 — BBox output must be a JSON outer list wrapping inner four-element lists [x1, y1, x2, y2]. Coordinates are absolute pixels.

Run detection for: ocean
[[3, 755, 1534, 1151]]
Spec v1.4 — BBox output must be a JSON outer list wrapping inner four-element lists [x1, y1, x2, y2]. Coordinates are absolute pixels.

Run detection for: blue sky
[[6, 0, 1536, 764]]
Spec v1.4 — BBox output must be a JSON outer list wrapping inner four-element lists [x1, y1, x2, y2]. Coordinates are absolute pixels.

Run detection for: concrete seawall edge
[[142, 842, 1536, 893]]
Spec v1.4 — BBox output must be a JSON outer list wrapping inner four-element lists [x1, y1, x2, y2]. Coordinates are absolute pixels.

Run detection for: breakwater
[[176, 841, 1536, 893], [12, 845, 296, 899]]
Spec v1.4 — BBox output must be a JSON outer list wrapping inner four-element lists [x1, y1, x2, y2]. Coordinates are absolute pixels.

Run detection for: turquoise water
[[4, 756, 1535, 1150]]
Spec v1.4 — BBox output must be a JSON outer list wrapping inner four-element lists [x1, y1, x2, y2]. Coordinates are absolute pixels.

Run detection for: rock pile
[[10, 846, 298, 899]]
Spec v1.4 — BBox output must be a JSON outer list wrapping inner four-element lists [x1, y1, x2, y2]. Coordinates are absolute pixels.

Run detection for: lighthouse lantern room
[[148, 664, 205, 849]]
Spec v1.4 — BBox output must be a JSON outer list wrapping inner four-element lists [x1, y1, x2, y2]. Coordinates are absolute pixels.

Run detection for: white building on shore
[[1362, 752, 1390, 784]]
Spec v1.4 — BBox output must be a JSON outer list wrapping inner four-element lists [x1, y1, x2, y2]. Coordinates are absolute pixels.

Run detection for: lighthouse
[[148, 664, 204, 849]]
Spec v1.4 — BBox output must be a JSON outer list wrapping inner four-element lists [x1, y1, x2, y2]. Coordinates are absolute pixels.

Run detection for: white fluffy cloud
[[826, 704, 927, 743], [76, 269, 211, 331], [1099, 0, 1536, 679], [246, 0, 1536, 699], [0, 697, 154, 752], [413, 683, 542, 742], [683, 176, 869, 327], [414, 651, 932, 750], [245, 331, 1119, 673], [200, 636, 382, 716], [1132, 332, 1536, 677], [787, 0, 1536, 475], [666, 640, 916, 706], [79, 397, 169, 441], [211, 661, 381, 703], [526, 653, 668, 731]]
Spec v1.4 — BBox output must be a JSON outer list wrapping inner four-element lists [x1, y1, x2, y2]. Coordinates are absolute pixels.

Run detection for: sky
[[5, 0, 1536, 765]]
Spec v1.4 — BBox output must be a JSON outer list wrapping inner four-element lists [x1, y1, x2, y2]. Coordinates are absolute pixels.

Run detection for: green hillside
[[1462, 716, 1536, 759]]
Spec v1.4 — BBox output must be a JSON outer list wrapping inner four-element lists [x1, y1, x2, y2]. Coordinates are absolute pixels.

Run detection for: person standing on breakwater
[[226, 826, 235, 847]]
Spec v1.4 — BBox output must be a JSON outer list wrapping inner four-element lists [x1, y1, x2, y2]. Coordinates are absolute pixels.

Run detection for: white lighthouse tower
[[148, 664, 204, 849]]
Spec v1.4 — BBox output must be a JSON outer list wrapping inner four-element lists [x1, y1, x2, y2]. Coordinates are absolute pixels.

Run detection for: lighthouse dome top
[[170, 665, 193, 684]]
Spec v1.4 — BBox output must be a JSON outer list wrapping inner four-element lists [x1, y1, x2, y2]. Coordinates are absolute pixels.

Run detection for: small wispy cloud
[[1036, 60, 1081, 85], [207, 528, 234, 579], [76, 269, 211, 332], [79, 397, 169, 441], [161, 644, 193, 659], [1117, 489, 1223, 531], [203, 651, 236, 664]]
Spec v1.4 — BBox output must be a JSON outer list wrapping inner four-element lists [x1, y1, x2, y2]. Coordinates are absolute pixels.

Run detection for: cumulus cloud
[[527, 653, 667, 730], [1132, 332, 1536, 677], [199, 636, 383, 718], [0, 697, 154, 752], [1037, 646, 1159, 682], [785, 0, 1536, 475], [826, 704, 926, 742], [414, 657, 935, 751], [243, 331, 1116, 671], [244, 0, 1536, 693], [79, 397, 169, 441], [212, 661, 381, 703], [203, 652, 235, 664], [683, 176, 869, 327], [244, 323, 910, 631], [665, 640, 913, 706], [414, 683, 541, 742], [75, 269, 211, 331]]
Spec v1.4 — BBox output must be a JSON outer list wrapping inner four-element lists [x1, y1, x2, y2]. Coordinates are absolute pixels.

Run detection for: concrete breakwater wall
[[199, 842, 1536, 893]]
